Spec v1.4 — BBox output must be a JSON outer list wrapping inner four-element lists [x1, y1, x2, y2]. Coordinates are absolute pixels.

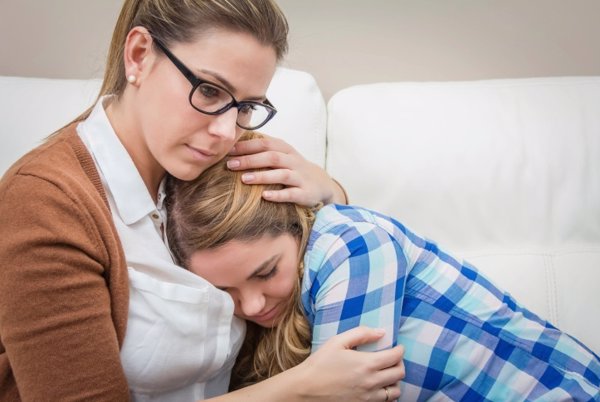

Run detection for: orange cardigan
[[0, 125, 130, 401]]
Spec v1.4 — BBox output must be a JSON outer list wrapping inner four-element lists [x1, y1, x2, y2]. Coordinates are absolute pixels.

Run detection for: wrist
[[329, 177, 349, 205], [215, 364, 305, 402], [261, 365, 307, 401]]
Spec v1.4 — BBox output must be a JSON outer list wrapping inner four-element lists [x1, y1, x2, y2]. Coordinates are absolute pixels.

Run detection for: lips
[[251, 304, 280, 324], [187, 144, 218, 160]]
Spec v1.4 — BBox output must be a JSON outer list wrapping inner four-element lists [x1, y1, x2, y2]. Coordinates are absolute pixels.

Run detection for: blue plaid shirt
[[301, 204, 600, 401]]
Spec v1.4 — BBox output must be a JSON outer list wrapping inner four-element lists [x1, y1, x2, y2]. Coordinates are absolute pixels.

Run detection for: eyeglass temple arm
[[151, 37, 199, 86]]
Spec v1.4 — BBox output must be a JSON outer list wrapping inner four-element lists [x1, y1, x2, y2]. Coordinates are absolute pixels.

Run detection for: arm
[[206, 327, 404, 402], [227, 134, 348, 206], [308, 220, 408, 353], [0, 175, 129, 401]]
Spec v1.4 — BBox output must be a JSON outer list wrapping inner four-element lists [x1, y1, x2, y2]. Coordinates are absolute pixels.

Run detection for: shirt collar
[[77, 96, 159, 225]]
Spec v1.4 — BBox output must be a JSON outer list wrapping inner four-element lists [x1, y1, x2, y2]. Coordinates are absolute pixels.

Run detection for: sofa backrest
[[0, 76, 102, 174], [326, 77, 600, 354], [0, 67, 327, 175], [2, 71, 598, 356]]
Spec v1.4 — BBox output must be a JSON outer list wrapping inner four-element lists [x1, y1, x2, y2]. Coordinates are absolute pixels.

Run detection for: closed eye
[[256, 265, 278, 280]]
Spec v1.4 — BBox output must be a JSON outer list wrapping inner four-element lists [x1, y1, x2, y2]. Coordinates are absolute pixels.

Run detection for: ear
[[123, 26, 156, 85]]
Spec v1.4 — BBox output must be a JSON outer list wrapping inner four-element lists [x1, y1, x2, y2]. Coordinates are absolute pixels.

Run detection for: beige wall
[[2, 0, 599, 100]]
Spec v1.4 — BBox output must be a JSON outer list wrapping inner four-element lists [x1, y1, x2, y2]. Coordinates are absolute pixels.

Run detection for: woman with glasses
[[0, 1, 404, 401], [166, 132, 600, 402]]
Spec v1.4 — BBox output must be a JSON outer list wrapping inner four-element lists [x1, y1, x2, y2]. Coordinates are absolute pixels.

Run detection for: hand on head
[[227, 133, 346, 206]]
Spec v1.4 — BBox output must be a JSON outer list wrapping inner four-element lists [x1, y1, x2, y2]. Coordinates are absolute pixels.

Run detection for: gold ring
[[384, 385, 390, 402]]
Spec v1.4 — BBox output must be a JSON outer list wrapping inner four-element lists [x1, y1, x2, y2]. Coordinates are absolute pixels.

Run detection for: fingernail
[[229, 145, 236, 153], [263, 190, 273, 198], [227, 159, 240, 168], [242, 173, 255, 182]]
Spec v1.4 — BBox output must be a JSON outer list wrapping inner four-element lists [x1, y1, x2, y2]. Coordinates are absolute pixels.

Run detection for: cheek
[[139, 74, 207, 145], [272, 270, 298, 299], [144, 105, 206, 146]]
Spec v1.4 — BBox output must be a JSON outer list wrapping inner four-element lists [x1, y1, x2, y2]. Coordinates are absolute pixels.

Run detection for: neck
[[104, 95, 165, 203]]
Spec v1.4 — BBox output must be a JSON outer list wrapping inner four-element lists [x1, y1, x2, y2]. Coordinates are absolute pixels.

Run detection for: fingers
[[239, 168, 297, 186], [370, 344, 405, 382], [227, 136, 300, 171], [228, 135, 295, 157], [372, 351, 406, 390], [226, 135, 339, 207], [355, 344, 404, 393], [236, 168, 313, 205], [227, 150, 294, 171], [328, 326, 386, 350], [261, 187, 305, 204], [381, 384, 401, 402], [375, 344, 404, 369]]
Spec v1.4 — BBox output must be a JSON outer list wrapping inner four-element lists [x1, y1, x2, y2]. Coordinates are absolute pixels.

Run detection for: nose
[[208, 107, 238, 140], [236, 289, 266, 318]]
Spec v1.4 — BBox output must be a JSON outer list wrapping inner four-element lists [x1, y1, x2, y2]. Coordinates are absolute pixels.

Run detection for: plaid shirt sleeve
[[301, 204, 409, 352], [301, 204, 600, 401]]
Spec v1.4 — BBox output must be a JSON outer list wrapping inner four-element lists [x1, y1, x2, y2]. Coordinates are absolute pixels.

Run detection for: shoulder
[[4, 124, 92, 178], [0, 124, 114, 256], [304, 204, 404, 278], [314, 204, 378, 228], [1, 124, 105, 206], [312, 204, 406, 239], [315, 204, 438, 254], [305, 204, 438, 282]]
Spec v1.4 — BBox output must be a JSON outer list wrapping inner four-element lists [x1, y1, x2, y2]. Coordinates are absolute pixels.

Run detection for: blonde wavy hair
[[166, 131, 315, 389]]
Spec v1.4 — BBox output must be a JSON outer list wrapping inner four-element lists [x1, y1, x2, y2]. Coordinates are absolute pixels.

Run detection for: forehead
[[187, 234, 298, 286], [169, 29, 278, 98], [187, 237, 271, 281], [189, 238, 262, 274]]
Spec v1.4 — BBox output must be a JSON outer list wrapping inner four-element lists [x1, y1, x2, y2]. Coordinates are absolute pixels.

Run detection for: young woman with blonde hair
[[167, 132, 600, 401], [0, 1, 405, 401]]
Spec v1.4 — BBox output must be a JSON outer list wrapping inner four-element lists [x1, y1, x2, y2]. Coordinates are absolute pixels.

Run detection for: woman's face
[[135, 28, 277, 181], [188, 234, 300, 328]]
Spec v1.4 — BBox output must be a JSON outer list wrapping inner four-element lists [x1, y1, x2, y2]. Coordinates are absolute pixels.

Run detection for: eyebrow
[[197, 68, 267, 102], [247, 254, 280, 280]]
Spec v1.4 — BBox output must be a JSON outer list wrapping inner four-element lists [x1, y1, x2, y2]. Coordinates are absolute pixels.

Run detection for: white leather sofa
[[1, 69, 599, 356]]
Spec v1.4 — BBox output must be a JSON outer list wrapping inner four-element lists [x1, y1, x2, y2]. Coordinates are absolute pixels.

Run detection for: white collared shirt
[[77, 97, 244, 401]]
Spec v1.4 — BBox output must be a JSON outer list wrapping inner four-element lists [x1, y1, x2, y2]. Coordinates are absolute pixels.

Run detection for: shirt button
[[151, 213, 160, 220]]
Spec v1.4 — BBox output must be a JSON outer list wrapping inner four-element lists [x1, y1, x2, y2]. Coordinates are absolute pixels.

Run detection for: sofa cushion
[[0, 76, 102, 174], [464, 249, 600, 355], [326, 76, 600, 355], [262, 68, 327, 166]]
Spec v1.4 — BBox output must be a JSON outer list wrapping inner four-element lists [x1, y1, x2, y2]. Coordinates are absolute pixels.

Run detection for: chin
[[169, 165, 207, 182], [253, 315, 284, 329], [254, 321, 277, 329], [239, 315, 279, 329]]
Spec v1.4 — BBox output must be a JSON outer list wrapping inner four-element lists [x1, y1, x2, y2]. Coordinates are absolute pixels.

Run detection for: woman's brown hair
[[72, 0, 288, 124], [166, 131, 315, 388]]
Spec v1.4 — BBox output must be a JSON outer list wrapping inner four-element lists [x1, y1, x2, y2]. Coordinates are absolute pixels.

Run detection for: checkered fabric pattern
[[301, 204, 600, 401]]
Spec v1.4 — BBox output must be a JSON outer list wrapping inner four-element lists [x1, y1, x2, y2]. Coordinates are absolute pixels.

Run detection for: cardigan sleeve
[[0, 173, 130, 401], [306, 219, 408, 353]]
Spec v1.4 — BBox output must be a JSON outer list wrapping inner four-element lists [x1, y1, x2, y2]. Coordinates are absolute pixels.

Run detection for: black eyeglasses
[[152, 37, 277, 130]]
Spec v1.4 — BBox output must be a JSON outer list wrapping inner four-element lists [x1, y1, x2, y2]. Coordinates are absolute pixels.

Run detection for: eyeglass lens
[[191, 83, 272, 130]]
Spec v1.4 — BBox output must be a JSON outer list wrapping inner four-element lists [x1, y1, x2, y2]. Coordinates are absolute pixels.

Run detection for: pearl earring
[[127, 75, 136, 84]]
